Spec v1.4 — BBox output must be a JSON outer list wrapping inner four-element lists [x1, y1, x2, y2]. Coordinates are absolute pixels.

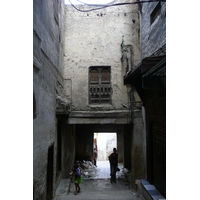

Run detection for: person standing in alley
[[108, 147, 118, 183], [69, 164, 82, 195], [93, 148, 98, 167]]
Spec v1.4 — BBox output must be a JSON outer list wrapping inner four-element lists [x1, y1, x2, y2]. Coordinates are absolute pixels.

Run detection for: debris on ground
[[73, 160, 131, 182], [123, 168, 131, 180], [74, 160, 98, 178]]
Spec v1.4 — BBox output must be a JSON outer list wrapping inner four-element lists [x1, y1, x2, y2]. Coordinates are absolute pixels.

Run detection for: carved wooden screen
[[89, 66, 111, 104]]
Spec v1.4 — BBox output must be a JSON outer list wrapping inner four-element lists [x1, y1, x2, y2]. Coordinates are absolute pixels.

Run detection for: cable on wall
[[67, 0, 166, 12]]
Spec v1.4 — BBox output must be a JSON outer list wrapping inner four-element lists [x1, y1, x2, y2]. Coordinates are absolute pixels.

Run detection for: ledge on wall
[[136, 179, 166, 200]]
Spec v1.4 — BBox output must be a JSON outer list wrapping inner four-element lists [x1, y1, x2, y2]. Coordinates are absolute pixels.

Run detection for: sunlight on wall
[[95, 132, 117, 161]]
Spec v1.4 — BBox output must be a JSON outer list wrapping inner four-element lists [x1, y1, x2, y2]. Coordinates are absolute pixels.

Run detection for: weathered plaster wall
[[63, 0, 141, 111], [131, 110, 145, 189], [139, 1, 166, 195], [140, 1, 166, 58], [123, 124, 132, 169], [33, 0, 72, 199], [61, 123, 76, 178]]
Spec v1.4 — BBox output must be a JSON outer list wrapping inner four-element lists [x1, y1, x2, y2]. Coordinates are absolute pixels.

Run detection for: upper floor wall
[[63, 0, 141, 111], [33, 0, 65, 71], [140, 1, 166, 58], [34, 0, 70, 115]]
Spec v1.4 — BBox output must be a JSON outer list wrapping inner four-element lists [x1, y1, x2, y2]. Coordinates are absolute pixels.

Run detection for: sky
[[65, 0, 114, 4]]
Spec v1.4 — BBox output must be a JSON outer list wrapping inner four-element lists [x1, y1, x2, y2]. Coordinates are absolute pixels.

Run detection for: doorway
[[93, 132, 118, 179], [94, 132, 117, 161]]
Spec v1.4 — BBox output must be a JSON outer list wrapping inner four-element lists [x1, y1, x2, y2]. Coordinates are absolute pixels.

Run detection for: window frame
[[89, 66, 112, 105]]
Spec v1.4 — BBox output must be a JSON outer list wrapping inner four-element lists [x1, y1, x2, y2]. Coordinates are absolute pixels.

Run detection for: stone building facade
[[124, 0, 166, 197], [33, 0, 75, 199], [63, 1, 146, 184], [63, 1, 141, 112], [33, 0, 166, 199]]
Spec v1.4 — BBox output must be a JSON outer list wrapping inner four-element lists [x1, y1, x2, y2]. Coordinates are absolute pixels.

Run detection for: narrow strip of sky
[[65, 0, 114, 5]]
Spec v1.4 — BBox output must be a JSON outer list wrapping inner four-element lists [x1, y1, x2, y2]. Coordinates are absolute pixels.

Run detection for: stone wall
[[63, 0, 141, 112], [144, 88, 166, 196], [62, 2, 143, 188], [124, 0, 166, 192], [123, 124, 132, 169], [61, 123, 76, 178], [140, 1, 166, 58], [131, 110, 145, 188], [33, 0, 74, 199], [139, 1, 166, 196]]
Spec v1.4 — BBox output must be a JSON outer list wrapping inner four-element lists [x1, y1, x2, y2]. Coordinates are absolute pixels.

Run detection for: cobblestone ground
[[54, 161, 144, 200]]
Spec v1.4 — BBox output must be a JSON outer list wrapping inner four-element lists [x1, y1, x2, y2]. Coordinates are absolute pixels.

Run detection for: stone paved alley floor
[[54, 161, 144, 200]]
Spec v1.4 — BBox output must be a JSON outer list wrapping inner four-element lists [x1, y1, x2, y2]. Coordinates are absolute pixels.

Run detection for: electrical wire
[[75, 0, 114, 6], [67, 0, 166, 12]]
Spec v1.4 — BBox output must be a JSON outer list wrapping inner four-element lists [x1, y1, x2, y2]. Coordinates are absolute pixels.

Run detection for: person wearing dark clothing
[[108, 148, 118, 183], [93, 148, 98, 167]]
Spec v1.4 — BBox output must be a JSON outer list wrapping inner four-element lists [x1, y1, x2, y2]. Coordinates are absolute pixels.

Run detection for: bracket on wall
[[121, 101, 142, 110], [56, 95, 71, 115]]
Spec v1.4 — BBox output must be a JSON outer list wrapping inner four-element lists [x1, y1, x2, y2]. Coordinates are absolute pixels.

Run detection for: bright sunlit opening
[[94, 132, 117, 161], [65, 0, 114, 5]]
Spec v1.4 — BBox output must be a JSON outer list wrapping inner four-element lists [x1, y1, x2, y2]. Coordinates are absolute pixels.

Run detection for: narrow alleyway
[[54, 161, 144, 200]]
